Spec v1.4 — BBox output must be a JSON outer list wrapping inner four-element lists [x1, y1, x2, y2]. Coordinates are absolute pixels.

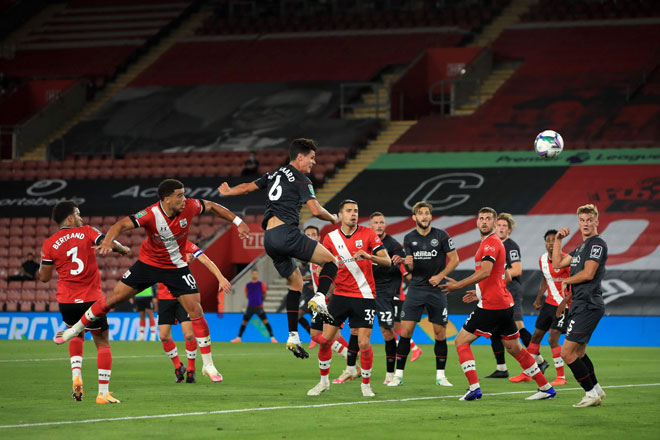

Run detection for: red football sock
[[139, 317, 145, 327], [149, 317, 155, 327], [311, 333, 329, 345], [81, 297, 111, 327], [162, 339, 182, 368], [335, 335, 348, 348], [186, 339, 197, 371], [360, 347, 373, 384], [528, 342, 541, 356], [515, 348, 549, 387], [97, 346, 112, 386], [457, 344, 479, 386], [69, 334, 84, 358], [552, 345, 564, 377], [191, 316, 211, 355], [410, 340, 417, 350], [318, 339, 332, 377]]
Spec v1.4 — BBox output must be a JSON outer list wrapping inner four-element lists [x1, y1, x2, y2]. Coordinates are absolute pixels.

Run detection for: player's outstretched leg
[[513, 348, 556, 400], [55, 298, 111, 344]]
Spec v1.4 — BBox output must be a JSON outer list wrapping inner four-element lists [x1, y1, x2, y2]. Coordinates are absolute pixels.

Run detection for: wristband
[[232, 216, 243, 226]]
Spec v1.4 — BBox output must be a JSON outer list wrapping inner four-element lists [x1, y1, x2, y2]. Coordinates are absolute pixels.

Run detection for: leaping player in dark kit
[[218, 138, 340, 359]]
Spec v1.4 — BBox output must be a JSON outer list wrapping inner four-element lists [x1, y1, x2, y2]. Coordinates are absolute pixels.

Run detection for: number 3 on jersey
[[66, 246, 85, 275], [268, 174, 282, 201]]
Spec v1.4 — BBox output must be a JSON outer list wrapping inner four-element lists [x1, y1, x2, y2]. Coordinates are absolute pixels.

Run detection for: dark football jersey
[[503, 238, 522, 295], [372, 234, 405, 299], [404, 228, 456, 291], [254, 164, 316, 230], [569, 235, 608, 307]]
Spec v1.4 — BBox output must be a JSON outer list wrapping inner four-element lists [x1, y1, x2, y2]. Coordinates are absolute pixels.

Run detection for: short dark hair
[[52, 200, 78, 225], [304, 225, 319, 234], [339, 199, 358, 212], [544, 229, 558, 240], [478, 207, 497, 218], [289, 138, 318, 161], [158, 179, 184, 200], [370, 211, 385, 219]]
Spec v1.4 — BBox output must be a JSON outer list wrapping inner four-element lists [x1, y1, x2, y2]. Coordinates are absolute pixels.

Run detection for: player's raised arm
[[551, 227, 573, 268], [218, 181, 259, 196], [99, 216, 136, 255], [306, 198, 339, 224], [201, 199, 250, 239]]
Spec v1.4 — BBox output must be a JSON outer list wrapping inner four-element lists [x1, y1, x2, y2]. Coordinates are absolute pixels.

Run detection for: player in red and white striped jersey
[[441, 207, 556, 401], [526, 229, 572, 385], [40, 201, 130, 404], [54, 179, 249, 384], [307, 200, 392, 398], [157, 240, 231, 384]]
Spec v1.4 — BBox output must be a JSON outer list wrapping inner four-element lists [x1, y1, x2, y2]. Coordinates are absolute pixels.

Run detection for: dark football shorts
[[134, 296, 154, 311], [463, 306, 520, 340], [375, 296, 396, 329], [535, 302, 568, 333], [327, 295, 376, 329], [157, 299, 190, 325], [393, 299, 404, 323], [264, 224, 317, 278], [401, 286, 448, 325], [121, 260, 199, 297], [242, 305, 268, 322], [60, 301, 108, 332], [565, 303, 604, 344], [509, 286, 524, 322]]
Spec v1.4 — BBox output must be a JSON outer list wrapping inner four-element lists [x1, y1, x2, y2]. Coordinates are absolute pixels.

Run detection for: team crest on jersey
[[179, 219, 188, 228], [590, 245, 602, 259], [135, 210, 147, 218], [430, 238, 439, 247], [485, 245, 495, 252], [355, 239, 363, 249], [412, 241, 418, 246]]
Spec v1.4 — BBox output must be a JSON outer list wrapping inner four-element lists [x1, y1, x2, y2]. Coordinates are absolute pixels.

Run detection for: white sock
[[138, 327, 145, 338], [469, 382, 480, 391], [586, 389, 599, 398], [436, 369, 446, 380], [71, 356, 82, 380], [288, 331, 300, 344], [395, 368, 404, 378], [553, 356, 564, 368], [593, 383, 603, 394], [540, 383, 551, 391], [496, 364, 508, 372], [331, 340, 344, 354], [320, 375, 330, 386], [98, 369, 111, 395], [536, 354, 545, 364], [165, 346, 178, 359], [346, 365, 357, 375]]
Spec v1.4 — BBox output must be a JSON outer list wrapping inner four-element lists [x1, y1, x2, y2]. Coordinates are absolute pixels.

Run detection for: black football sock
[[286, 290, 301, 333], [385, 338, 397, 373], [238, 324, 246, 338], [519, 328, 532, 347], [491, 336, 506, 365], [396, 336, 411, 371], [347, 334, 359, 367], [434, 339, 448, 371], [581, 353, 598, 384], [265, 322, 274, 337], [317, 262, 338, 295], [567, 358, 595, 392], [298, 316, 311, 333]]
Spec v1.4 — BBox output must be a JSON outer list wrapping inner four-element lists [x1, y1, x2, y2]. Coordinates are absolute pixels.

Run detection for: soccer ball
[[534, 130, 564, 159]]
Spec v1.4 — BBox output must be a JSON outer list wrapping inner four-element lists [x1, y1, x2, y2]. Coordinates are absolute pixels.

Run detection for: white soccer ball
[[534, 130, 564, 159]]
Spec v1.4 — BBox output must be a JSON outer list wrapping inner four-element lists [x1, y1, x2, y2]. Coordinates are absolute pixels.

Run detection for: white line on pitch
[[1, 383, 659, 430], [0, 352, 270, 363]]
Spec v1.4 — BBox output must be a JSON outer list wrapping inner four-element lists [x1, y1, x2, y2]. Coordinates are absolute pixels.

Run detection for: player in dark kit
[[368, 212, 406, 384], [218, 138, 340, 359], [54, 179, 250, 384], [388, 201, 459, 387], [552, 204, 608, 408], [40, 201, 130, 404], [441, 207, 556, 401]]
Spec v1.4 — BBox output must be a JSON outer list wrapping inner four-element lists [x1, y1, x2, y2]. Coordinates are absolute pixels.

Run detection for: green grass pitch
[[1, 341, 659, 439]]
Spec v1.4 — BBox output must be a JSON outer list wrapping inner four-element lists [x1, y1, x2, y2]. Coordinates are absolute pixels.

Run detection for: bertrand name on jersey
[[272, 167, 296, 182], [52, 232, 87, 250]]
